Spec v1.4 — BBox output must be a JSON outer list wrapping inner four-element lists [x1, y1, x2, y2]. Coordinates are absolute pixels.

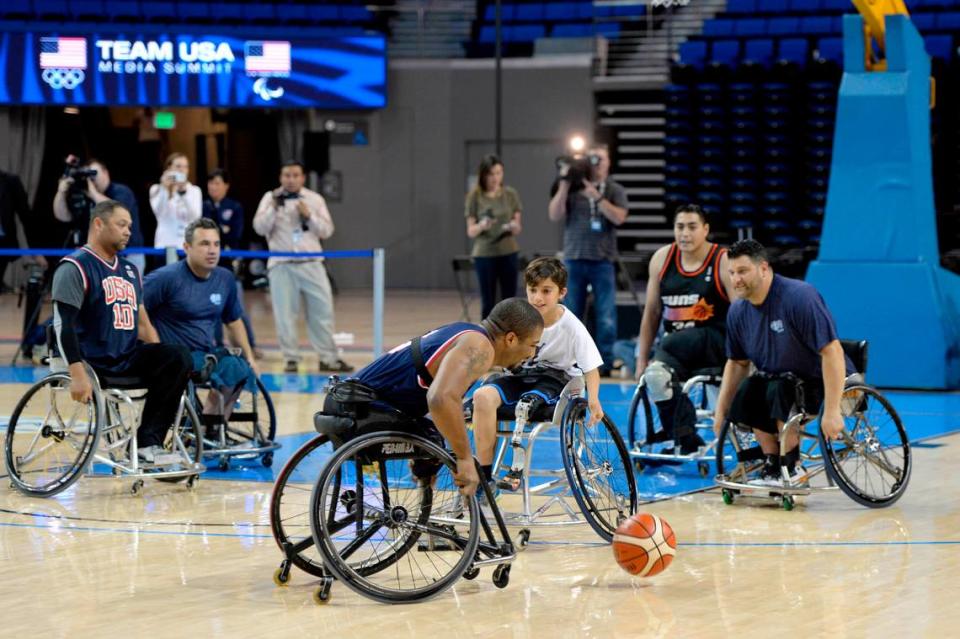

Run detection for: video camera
[[63, 156, 97, 182], [61, 156, 98, 247], [555, 152, 600, 192]]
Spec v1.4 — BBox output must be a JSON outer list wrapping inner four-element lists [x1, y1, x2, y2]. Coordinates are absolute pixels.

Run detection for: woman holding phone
[[150, 152, 203, 255], [464, 154, 523, 319]]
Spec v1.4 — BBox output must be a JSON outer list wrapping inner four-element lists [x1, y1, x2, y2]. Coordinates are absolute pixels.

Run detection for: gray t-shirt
[[52, 261, 85, 308], [557, 179, 628, 262]]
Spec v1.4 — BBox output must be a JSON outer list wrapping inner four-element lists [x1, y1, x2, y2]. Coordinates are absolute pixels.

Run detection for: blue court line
[[1, 520, 957, 549]]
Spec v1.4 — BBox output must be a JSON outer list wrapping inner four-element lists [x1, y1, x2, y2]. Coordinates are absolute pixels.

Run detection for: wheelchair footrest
[[496, 469, 523, 492]]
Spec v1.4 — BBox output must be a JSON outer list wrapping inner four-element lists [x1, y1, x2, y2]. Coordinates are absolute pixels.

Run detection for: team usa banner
[[0, 31, 387, 108]]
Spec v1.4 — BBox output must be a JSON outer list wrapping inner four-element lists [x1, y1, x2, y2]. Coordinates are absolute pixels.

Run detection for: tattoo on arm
[[464, 346, 490, 378]]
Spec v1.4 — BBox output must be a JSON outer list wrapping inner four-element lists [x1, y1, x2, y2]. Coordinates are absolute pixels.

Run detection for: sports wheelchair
[[187, 354, 279, 471], [4, 340, 205, 497], [714, 340, 911, 510], [627, 366, 722, 477], [270, 378, 524, 604], [474, 375, 638, 542]]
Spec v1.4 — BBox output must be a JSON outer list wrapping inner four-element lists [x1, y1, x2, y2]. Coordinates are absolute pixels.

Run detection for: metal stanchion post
[[373, 248, 385, 358]]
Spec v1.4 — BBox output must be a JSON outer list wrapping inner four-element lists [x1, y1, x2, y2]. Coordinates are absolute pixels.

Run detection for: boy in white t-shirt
[[471, 257, 605, 490]]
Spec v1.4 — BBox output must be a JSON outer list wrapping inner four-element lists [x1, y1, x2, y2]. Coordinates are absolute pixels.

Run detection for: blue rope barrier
[[0, 248, 375, 259]]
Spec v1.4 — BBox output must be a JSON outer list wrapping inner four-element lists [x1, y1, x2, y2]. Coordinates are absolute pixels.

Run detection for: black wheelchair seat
[[100, 375, 148, 390], [840, 339, 868, 375], [690, 367, 723, 378], [313, 412, 356, 440]]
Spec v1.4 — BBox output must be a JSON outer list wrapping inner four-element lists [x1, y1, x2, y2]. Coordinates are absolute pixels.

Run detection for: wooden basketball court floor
[[0, 290, 958, 638]]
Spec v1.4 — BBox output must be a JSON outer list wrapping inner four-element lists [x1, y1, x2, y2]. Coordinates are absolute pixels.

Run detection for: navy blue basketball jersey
[[60, 246, 142, 372], [353, 322, 491, 418]]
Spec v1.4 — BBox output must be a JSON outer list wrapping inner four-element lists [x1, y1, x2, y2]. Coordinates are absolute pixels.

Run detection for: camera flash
[[568, 135, 586, 153]]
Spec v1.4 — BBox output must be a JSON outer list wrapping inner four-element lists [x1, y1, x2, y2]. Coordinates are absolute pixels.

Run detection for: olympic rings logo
[[41, 69, 86, 90]]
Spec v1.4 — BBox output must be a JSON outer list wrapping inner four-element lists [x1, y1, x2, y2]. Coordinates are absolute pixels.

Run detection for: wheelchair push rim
[[561, 399, 638, 542], [4, 373, 101, 497]]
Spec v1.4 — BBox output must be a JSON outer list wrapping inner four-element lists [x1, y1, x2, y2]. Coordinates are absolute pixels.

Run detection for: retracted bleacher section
[[666, 0, 960, 252]]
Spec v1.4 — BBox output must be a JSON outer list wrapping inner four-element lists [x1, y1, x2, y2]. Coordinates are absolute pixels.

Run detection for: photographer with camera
[[464, 154, 523, 319], [253, 160, 352, 374], [53, 157, 144, 271], [149, 152, 202, 260], [548, 144, 628, 376]]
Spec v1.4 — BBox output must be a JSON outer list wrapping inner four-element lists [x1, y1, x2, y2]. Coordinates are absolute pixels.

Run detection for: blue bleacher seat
[[141, 0, 175, 21], [936, 12, 960, 30], [815, 37, 843, 63], [764, 0, 789, 11], [508, 24, 546, 42], [514, 3, 544, 21], [789, 0, 822, 11], [552, 24, 593, 37], [679, 40, 707, 68], [311, 5, 340, 21], [69, 0, 104, 20], [176, 1, 209, 21], [109, 0, 140, 21], [545, 2, 577, 21], [704, 19, 735, 37], [479, 26, 497, 43], [778, 38, 809, 65], [34, 0, 69, 18], [711, 40, 741, 66], [912, 13, 937, 30], [821, 0, 852, 11], [744, 39, 775, 66], [246, 3, 276, 23], [924, 35, 954, 59], [611, 3, 645, 18], [595, 22, 620, 37], [341, 5, 372, 22], [727, 0, 756, 13], [280, 3, 307, 23], [800, 16, 833, 34], [484, 4, 515, 21], [768, 17, 801, 35], [735, 18, 768, 36], [0, 0, 32, 19], [576, 2, 594, 19]]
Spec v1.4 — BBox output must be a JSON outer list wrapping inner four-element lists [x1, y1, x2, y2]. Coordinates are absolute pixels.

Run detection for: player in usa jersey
[[51, 200, 193, 464]]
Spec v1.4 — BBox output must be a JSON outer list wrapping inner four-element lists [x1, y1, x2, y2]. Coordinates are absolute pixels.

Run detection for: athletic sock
[[481, 464, 494, 482]]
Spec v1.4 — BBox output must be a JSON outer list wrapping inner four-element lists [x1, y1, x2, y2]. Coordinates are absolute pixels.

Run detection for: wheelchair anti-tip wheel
[[308, 431, 481, 604], [820, 384, 911, 508], [4, 373, 101, 497], [560, 399, 638, 542]]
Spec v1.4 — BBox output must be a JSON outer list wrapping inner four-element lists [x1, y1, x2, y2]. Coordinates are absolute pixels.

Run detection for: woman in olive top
[[464, 154, 523, 318]]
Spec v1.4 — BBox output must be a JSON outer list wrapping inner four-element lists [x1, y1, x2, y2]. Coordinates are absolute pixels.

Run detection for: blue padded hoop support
[[806, 14, 960, 388]]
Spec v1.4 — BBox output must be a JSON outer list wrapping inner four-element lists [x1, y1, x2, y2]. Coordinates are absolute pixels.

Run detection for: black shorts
[[728, 374, 825, 435], [481, 371, 570, 421], [652, 326, 726, 379]]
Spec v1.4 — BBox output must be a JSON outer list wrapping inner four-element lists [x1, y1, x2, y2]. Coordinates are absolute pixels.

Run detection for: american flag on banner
[[39, 37, 87, 69], [244, 41, 291, 74]]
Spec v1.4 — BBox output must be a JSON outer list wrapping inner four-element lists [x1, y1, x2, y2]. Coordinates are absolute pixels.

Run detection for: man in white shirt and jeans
[[253, 160, 352, 373]]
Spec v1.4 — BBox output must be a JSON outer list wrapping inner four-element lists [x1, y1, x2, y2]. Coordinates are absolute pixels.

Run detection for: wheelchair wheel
[[4, 373, 101, 497], [560, 399, 638, 542], [820, 384, 911, 508], [269, 434, 332, 578], [626, 383, 659, 451], [309, 431, 480, 604], [715, 419, 765, 481]]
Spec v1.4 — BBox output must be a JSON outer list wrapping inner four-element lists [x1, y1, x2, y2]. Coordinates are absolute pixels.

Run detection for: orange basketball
[[612, 513, 677, 577]]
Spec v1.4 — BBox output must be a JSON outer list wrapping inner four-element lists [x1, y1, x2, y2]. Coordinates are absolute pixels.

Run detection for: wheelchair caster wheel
[[261, 452, 273, 468], [492, 564, 511, 589], [186, 475, 199, 490], [218, 457, 229, 472], [517, 528, 531, 549], [697, 462, 710, 478], [273, 565, 291, 586], [721, 489, 734, 505], [313, 577, 333, 604], [131, 479, 144, 496], [781, 495, 795, 511], [463, 566, 480, 580]]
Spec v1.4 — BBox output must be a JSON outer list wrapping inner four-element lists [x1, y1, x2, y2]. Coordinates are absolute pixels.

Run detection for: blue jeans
[[474, 253, 519, 319], [564, 259, 617, 367]]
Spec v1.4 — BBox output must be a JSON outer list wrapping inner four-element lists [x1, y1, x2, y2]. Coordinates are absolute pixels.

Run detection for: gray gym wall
[[315, 55, 594, 289]]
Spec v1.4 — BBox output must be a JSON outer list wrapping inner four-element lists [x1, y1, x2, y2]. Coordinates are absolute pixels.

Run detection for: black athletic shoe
[[319, 359, 354, 373]]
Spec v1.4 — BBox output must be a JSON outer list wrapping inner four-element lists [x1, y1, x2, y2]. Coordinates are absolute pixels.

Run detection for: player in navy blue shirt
[[712, 240, 853, 486], [324, 298, 544, 497], [144, 218, 257, 407], [51, 200, 192, 464]]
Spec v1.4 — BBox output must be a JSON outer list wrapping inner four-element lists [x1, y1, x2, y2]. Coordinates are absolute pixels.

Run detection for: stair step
[[611, 172, 665, 181], [624, 187, 666, 196], [626, 214, 668, 224], [617, 131, 666, 140], [631, 201, 666, 210], [617, 229, 675, 239], [597, 103, 665, 114], [598, 117, 666, 126]]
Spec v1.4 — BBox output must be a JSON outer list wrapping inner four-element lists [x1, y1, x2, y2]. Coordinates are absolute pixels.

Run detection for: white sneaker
[[786, 464, 810, 488], [138, 445, 180, 466], [747, 464, 809, 488]]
